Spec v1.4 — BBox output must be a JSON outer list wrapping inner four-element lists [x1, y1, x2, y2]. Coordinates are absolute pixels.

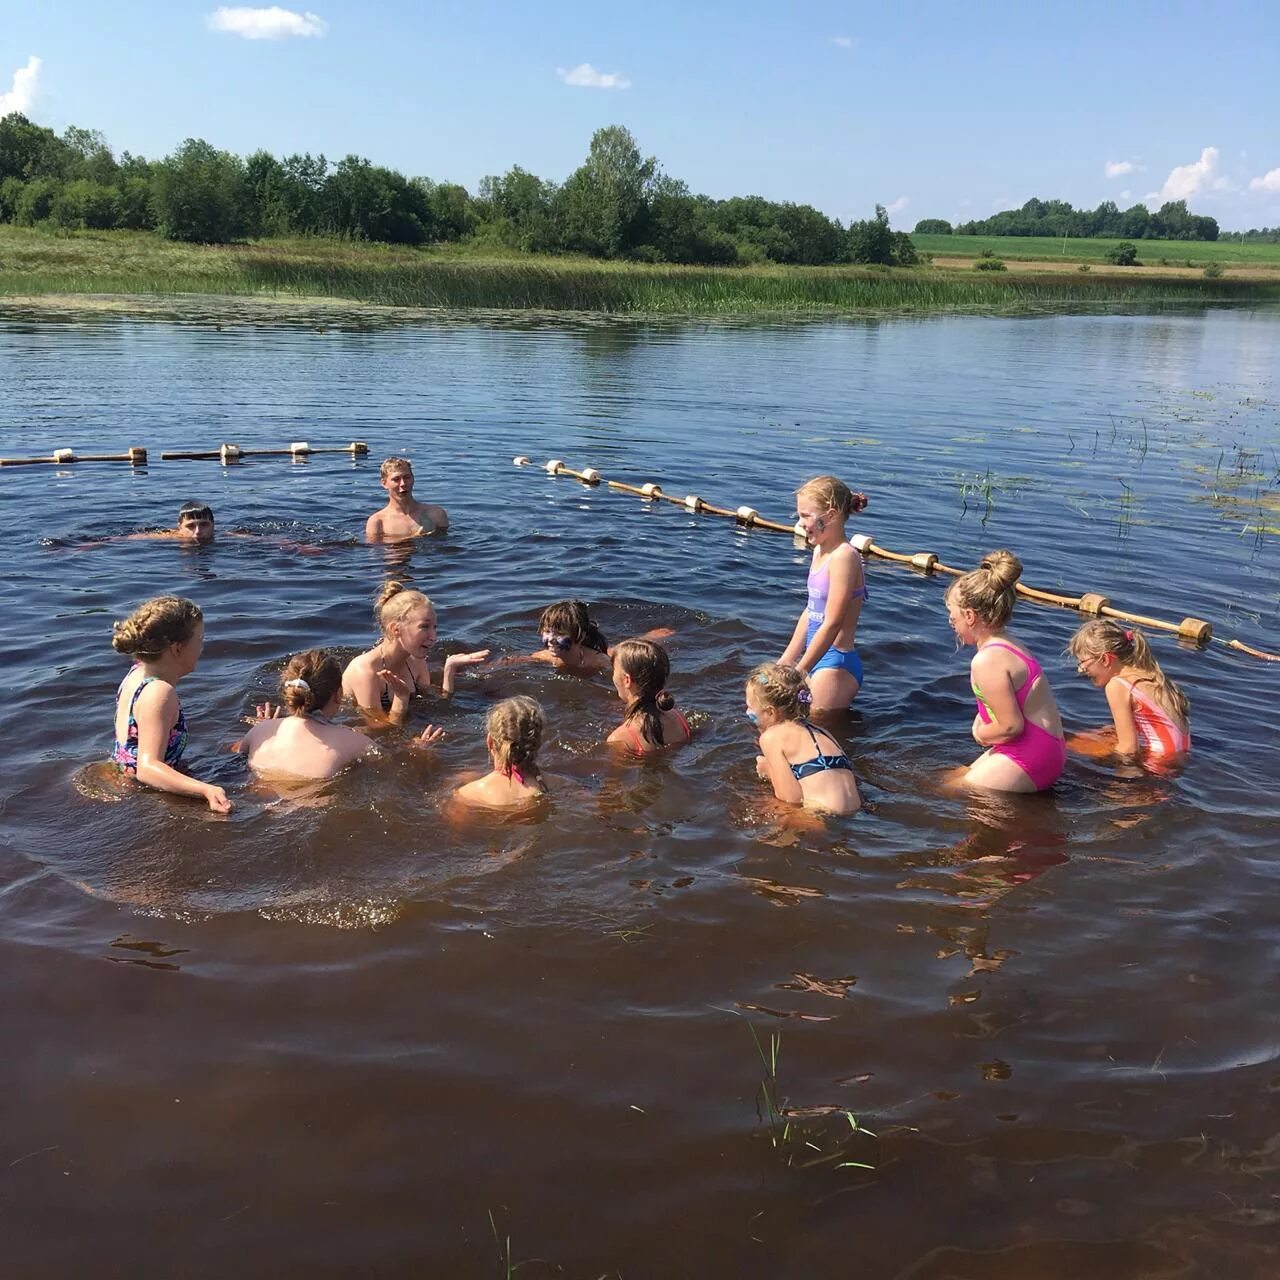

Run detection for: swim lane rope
[[513, 455, 1280, 664]]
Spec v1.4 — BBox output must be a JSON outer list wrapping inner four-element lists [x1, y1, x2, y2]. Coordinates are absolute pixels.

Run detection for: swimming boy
[[365, 457, 449, 542], [124, 501, 218, 543]]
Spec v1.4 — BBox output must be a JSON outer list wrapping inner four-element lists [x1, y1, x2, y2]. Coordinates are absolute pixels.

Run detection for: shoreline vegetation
[[3, 227, 1279, 318]]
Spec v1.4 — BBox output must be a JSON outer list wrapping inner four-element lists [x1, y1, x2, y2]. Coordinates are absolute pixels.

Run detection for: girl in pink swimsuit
[[1068, 620, 1190, 761], [945, 550, 1066, 793], [607, 639, 692, 755]]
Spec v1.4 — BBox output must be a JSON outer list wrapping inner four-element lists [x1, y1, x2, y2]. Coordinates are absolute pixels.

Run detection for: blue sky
[[3, 0, 1279, 231]]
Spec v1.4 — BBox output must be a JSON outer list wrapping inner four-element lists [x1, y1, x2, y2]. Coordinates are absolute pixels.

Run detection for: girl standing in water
[[238, 650, 375, 779], [607, 639, 692, 755], [1068, 619, 1190, 761], [946, 550, 1065, 792], [343, 581, 489, 722], [110, 595, 232, 812], [454, 696, 549, 809], [780, 475, 870, 713], [746, 662, 860, 814]]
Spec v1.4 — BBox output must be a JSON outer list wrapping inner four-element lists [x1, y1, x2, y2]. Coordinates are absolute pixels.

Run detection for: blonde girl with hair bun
[[109, 595, 232, 812], [780, 474, 870, 712], [746, 662, 860, 814], [1067, 619, 1190, 760], [342, 581, 489, 723], [236, 650, 376, 779], [454, 696, 549, 809], [945, 550, 1066, 792]]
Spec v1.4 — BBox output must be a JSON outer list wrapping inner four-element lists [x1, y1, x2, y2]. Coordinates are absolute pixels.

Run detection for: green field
[[2, 226, 1279, 316], [911, 233, 1280, 266]]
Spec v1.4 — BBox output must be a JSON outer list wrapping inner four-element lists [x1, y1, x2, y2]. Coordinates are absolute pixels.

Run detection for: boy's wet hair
[[379, 457, 414, 481], [177, 501, 214, 524]]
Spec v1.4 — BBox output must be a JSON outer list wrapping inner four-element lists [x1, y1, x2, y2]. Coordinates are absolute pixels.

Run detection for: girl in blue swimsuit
[[746, 663, 860, 814], [110, 595, 231, 812], [779, 475, 869, 713]]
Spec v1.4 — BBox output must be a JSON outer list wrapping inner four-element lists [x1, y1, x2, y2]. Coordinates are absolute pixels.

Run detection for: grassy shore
[[912, 232, 1280, 267], [2, 226, 1278, 316]]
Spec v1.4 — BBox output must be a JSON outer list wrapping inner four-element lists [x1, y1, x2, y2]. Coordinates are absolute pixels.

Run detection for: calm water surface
[[1, 305, 1278, 1278]]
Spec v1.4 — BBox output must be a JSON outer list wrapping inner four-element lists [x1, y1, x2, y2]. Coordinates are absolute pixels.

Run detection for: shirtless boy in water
[[127, 501, 218, 543], [364, 457, 449, 542]]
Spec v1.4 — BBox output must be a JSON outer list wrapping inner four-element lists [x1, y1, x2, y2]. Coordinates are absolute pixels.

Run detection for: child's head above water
[[612, 639, 676, 744], [945, 549, 1023, 629], [379, 457, 413, 483], [175, 501, 215, 543], [538, 600, 609, 655], [746, 662, 812, 722], [1068, 619, 1190, 721], [796, 475, 869, 519], [486, 695, 545, 778], [280, 649, 343, 716], [111, 596, 203, 662], [376, 580, 434, 631]]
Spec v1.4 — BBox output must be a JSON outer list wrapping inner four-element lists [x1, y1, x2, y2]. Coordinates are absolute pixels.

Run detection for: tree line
[[0, 113, 918, 267], [915, 197, 1221, 242]]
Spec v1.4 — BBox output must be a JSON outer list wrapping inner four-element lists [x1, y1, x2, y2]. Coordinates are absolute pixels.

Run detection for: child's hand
[[204, 785, 233, 814], [417, 725, 446, 746], [256, 701, 282, 721], [444, 649, 491, 671], [756, 754, 769, 779]]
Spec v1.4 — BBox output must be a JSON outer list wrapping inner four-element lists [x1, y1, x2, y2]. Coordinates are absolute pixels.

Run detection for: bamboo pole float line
[[159, 441, 369, 462], [515, 455, 1279, 660], [0, 446, 148, 468]]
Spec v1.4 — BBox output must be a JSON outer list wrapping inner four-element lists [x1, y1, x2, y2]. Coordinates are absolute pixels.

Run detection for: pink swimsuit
[[1114, 677, 1190, 757], [973, 641, 1066, 790]]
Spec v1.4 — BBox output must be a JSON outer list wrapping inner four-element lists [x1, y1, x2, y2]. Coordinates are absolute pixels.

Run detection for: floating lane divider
[[1, 446, 148, 468], [160, 441, 369, 462], [514, 456, 1280, 662]]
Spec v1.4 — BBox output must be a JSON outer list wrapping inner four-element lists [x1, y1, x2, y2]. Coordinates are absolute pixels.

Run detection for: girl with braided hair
[[745, 662, 860, 814], [454, 696, 549, 808], [607, 639, 692, 755], [946, 549, 1065, 792], [1068, 619, 1190, 760], [237, 651, 375, 779]]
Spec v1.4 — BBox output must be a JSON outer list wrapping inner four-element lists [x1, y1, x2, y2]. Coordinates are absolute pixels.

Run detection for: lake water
[[1, 302, 1278, 1278]]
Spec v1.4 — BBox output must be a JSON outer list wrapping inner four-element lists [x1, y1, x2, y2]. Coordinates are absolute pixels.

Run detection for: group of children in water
[[106, 464, 1192, 818]]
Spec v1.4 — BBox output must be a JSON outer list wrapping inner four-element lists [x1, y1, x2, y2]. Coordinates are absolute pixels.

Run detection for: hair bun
[[656, 690, 676, 712], [979, 549, 1022, 590], [850, 491, 869, 513]]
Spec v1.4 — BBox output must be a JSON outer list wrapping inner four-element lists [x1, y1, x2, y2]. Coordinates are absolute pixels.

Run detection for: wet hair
[[796, 475, 868, 517], [614, 639, 676, 747], [945, 549, 1023, 629], [1068, 619, 1190, 724], [487, 695, 545, 784], [746, 662, 812, 721], [279, 649, 343, 716], [375, 580, 434, 636], [176, 501, 214, 524], [379, 456, 413, 481], [538, 600, 608, 653], [111, 596, 203, 662]]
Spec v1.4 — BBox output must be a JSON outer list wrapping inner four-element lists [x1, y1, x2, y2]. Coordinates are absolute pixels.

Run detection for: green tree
[[50, 179, 120, 229], [323, 156, 430, 243], [555, 125, 656, 258], [847, 204, 895, 264], [152, 138, 251, 242], [913, 218, 952, 234], [14, 178, 59, 225], [0, 112, 69, 181], [1105, 241, 1140, 266]]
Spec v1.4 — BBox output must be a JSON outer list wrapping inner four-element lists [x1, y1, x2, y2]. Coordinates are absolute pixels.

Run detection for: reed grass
[[2, 226, 1278, 316], [913, 232, 1280, 266]]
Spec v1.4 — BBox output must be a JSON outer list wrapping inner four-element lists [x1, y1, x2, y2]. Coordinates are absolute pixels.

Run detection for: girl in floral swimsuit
[[110, 595, 231, 812]]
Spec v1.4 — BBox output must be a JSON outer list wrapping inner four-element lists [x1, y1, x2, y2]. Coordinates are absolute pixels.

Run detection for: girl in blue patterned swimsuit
[[779, 475, 869, 713], [110, 595, 232, 813]]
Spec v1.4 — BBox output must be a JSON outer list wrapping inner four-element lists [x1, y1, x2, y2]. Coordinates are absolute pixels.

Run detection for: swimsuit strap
[[673, 708, 692, 742], [623, 719, 647, 752], [508, 765, 526, 787], [979, 640, 1042, 693], [127, 675, 159, 718]]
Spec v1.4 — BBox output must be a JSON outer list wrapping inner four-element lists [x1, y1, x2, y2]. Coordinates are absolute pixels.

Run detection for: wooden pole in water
[[159, 441, 369, 461], [0, 446, 148, 468], [514, 454, 1277, 660]]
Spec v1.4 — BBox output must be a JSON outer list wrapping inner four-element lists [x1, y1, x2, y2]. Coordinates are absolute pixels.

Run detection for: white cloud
[[0, 55, 41, 116], [1249, 167, 1280, 193], [556, 62, 630, 89], [885, 195, 909, 216], [1156, 146, 1220, 201], [1104, 159, 1135, 178], [1119, 189, 1130, 201], [831, 35, 853, 48], [207, 7, 328, 39]]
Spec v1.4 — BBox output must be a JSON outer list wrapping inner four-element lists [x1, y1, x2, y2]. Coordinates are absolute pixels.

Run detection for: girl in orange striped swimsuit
[[1068, 620, 1190, 761]]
